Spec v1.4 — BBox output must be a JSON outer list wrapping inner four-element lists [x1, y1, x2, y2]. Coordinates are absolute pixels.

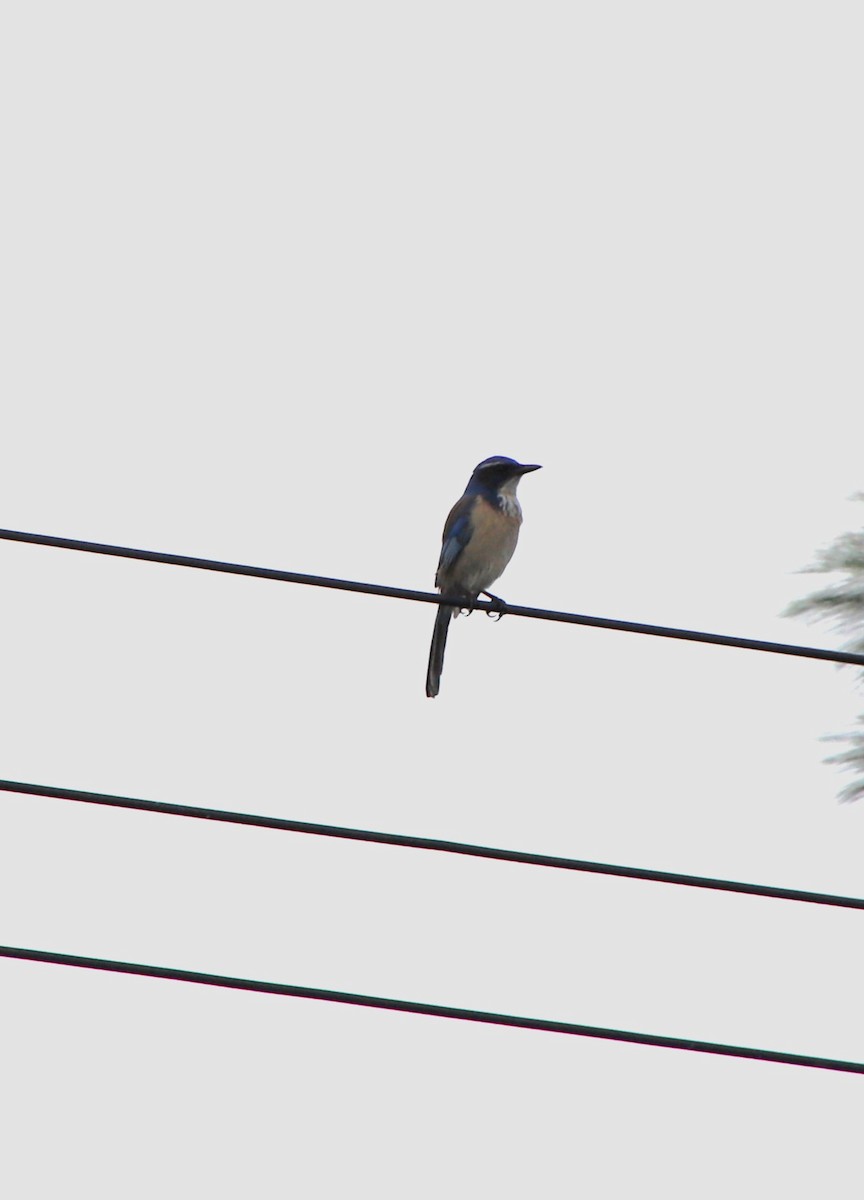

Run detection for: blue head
[[466, 456, 542, 503], [464, 456, 542, 515]]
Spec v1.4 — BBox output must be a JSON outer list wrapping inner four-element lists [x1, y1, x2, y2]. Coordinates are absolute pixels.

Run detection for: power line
[[4, 778, 863, 911], [2, 943, 861, 1075], [2, 526, 863, 666]]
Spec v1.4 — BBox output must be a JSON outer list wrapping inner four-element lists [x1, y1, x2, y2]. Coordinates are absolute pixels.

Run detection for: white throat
[[497, 476, 523, 519]]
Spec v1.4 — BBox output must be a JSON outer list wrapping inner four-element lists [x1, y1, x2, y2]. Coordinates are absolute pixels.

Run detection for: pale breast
[[449, 496, 522, 596]]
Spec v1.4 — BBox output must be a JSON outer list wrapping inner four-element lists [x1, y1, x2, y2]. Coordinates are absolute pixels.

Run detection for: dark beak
[[516, 463, 542, 474]]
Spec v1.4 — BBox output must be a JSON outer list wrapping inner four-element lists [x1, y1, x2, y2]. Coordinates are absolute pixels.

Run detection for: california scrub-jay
[[426, 456, 541, 698]]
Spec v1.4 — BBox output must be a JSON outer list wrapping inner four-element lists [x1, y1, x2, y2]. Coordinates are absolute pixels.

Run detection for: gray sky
[[2, 4, 863, 1196]]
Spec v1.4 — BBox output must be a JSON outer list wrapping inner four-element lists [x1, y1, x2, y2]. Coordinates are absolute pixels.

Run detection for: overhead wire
[[1, 526, 863, 666], [2, 944, 861, 1075], [3, 530, 861, 1075], [3, 778, 863, 911]]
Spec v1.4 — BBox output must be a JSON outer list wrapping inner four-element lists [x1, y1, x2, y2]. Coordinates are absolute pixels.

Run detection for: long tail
[[426, 605, 452, 698]]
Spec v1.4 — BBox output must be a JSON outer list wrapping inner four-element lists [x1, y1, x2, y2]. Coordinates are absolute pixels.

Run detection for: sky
[[2, 3, 863, 1196]]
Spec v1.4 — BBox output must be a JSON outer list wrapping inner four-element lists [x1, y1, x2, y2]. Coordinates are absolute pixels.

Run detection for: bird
[[426, 456, 541, 698]]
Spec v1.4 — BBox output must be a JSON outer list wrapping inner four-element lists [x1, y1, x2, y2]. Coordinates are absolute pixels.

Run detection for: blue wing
[[436, 497, 474, 586]]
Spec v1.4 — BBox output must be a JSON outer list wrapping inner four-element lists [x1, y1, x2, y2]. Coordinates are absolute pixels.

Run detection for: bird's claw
[[481, 591, 507, 621]]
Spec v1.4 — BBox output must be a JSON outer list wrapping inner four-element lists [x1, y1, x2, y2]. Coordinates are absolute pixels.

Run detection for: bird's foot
[[481, 591, 507, 621]]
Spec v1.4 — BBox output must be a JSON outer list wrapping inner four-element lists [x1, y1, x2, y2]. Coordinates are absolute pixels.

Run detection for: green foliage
[[786, 495, 864, 802], [823, 719, 864, 805]]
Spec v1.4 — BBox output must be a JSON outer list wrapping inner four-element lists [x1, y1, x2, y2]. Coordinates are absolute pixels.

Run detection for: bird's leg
[[481, 590, 507, 621]]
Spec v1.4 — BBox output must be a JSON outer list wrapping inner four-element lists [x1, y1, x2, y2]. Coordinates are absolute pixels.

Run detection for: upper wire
[[1, 526, 863, 666]]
